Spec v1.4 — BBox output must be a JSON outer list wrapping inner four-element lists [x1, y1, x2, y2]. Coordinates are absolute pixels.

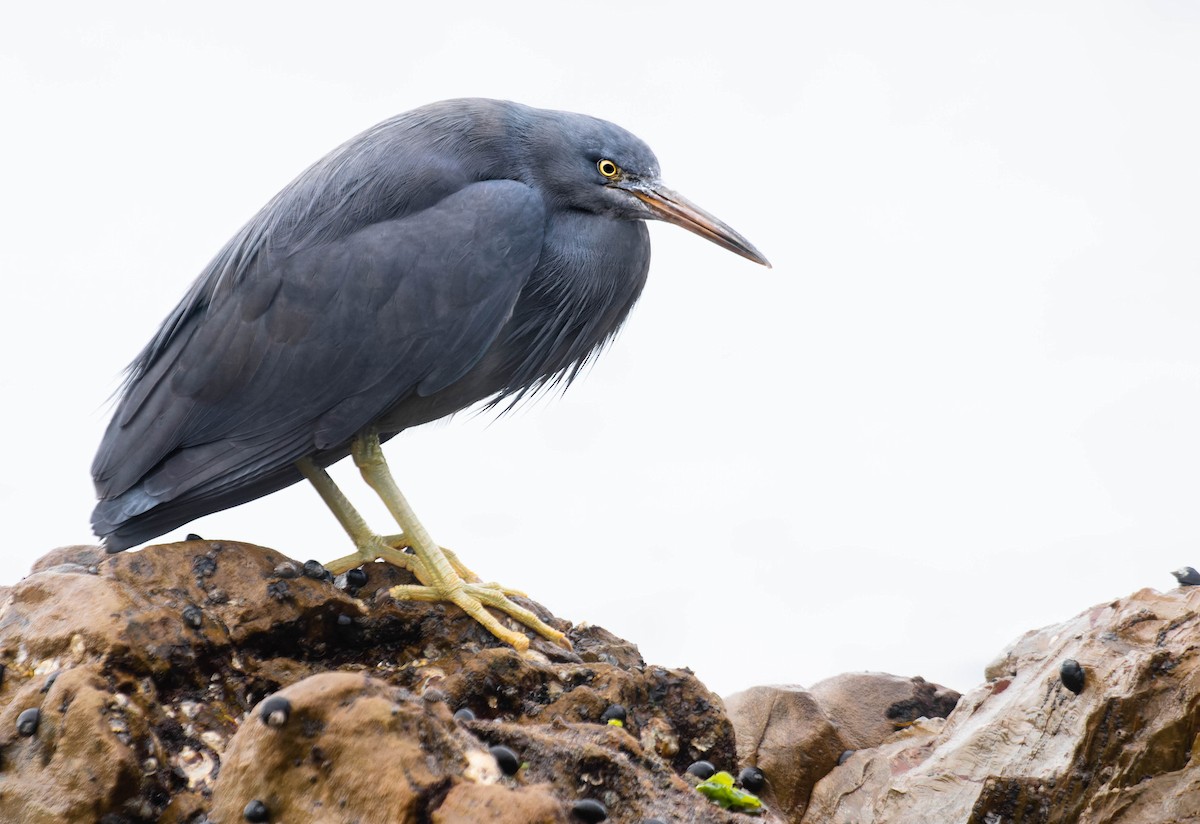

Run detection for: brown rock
[[0, 542, 783, 823], [0, 540, 360, 679], [468, 717, 747, 822], [723, 684, 846, 821], [1082, 763, 1200, 823], [28, 544, 106, 573], [807, 671, 959, 749], [210, 672, 487, 823], [103, 539, 364, 647], [432, 783, 568, 823], [0, 667, 152, 823], [435, 647, 734, 773], [0, 563, 145, 666]]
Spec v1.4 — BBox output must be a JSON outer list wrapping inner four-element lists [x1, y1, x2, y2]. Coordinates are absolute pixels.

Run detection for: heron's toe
[[388, 582, 569, 650]]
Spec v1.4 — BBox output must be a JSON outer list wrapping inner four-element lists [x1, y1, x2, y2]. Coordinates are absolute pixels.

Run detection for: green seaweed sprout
[[696, 771, 764, 814]]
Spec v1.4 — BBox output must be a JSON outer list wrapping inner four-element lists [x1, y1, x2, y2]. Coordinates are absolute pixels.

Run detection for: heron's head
[[521, 106, 770, 267]]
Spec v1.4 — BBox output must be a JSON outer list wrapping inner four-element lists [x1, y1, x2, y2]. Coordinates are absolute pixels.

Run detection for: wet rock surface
[[0, 542, 776, 823]]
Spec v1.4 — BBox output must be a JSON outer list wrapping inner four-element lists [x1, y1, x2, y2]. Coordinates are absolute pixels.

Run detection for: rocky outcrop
[[791, 586, 1200, 823], [0, 541, 778, 823], [7, 540, 1199, 823], [723, 674, 961, 821], [722, 685, 845, 821]]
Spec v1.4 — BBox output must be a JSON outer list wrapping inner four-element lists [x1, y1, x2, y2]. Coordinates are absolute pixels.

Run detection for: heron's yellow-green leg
[[295, 457, 418, 574], [351, 431, 568, 650], [297, 459, 499, 586]]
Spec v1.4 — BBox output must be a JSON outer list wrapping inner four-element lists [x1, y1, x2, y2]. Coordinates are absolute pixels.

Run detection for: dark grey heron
[[92, 98, 770, 649]]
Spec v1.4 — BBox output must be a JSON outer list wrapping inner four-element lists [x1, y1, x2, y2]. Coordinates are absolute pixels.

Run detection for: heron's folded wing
[[92, 179, 545, 504]]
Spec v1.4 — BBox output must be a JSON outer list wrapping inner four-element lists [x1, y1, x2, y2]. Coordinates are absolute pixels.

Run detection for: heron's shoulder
[[122, 102, 532, 388]]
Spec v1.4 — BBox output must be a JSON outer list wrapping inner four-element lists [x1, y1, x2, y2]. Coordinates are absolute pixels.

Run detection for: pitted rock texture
[[801, 585, 1200, 823], [0, 666, 154, 823], [0, 541, 779, 823], [209, 671, 563, 823]]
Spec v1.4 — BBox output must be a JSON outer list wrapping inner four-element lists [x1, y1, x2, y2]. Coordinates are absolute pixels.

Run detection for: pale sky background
[[3, 1, 1199, 698]]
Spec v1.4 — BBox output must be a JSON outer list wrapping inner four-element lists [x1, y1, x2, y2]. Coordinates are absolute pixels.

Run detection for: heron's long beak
[[627, 181, 771, 268]]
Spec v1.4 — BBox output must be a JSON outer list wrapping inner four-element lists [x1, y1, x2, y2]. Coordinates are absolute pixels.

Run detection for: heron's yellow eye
[[597, 159, 620, 179]]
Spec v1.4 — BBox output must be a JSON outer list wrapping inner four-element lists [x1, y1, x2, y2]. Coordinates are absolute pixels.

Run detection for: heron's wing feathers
[[92, 180, 545, 513]]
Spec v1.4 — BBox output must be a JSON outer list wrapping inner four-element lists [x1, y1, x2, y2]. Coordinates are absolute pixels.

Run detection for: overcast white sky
[[3, 1, 1199, 698]]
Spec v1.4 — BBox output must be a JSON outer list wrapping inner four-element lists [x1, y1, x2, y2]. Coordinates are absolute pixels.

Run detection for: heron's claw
[[389, 581, 569, 650]]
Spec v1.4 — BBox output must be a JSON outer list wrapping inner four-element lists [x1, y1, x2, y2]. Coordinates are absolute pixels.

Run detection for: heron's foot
[[378, 534, 483, 583], [389, 580, 569, 651]]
